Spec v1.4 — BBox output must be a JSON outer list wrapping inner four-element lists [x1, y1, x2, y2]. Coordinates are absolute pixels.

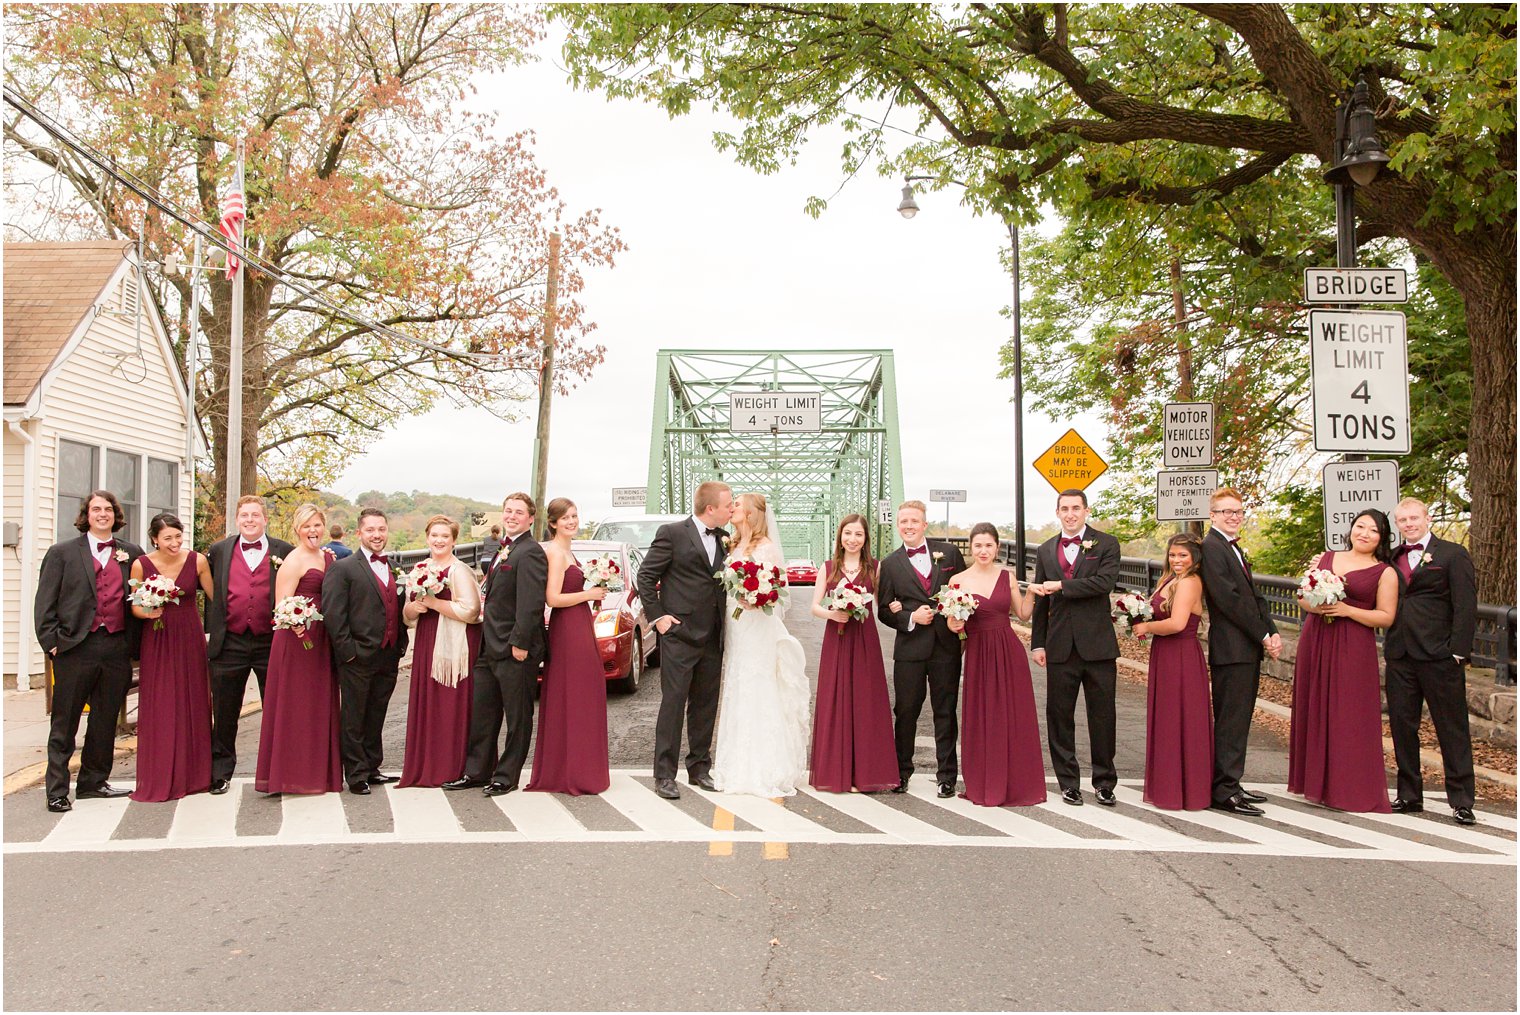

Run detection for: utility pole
[[224, 142, 245, 534], [187, 232, 202, 540], [530, 231, 561, 539]]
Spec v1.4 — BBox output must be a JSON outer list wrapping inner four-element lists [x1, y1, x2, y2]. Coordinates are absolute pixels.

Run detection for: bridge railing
[[390, 540, 489, 571], [940, 536, 1516, 684]]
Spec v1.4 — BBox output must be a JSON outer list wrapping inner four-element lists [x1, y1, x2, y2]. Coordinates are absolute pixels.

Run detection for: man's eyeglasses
[[1210, 508, 1245, 518]]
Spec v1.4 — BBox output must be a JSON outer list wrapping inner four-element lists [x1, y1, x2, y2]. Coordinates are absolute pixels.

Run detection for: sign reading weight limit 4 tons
[[1308, 308, 1411, 454]]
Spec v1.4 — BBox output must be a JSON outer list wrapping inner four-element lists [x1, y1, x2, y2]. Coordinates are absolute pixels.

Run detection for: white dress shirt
[[692, 515, 718, 564], [367, 550, 391, 586], [88, 534, 116, 567], [240, 534, 268, 570], [1061, 526, 1088, 567]]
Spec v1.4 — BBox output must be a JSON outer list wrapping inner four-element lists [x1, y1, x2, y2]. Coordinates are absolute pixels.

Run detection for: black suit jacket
[[1385, 535, 1477, 661], [1030, 526, 1120, 664], [1199, 527, 1278, 666], [204, 534, 295, 659], [34, 534, 144, 658], [479, 533, 548, 662], [637, 518, 728, 651], [321, 550, 410, 665], [874, 539, 966, 662]]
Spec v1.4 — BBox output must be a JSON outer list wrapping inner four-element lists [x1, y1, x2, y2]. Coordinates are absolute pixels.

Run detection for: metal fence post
[[1496, 607, 1517, 687]]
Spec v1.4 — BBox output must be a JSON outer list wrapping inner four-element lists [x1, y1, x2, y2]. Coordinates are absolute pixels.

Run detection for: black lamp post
[[1324, 77, 1392, 270], [898, 179, 1028, 580]]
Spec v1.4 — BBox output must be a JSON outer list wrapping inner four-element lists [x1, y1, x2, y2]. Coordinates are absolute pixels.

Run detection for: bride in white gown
[[710, 492, 812, 797]]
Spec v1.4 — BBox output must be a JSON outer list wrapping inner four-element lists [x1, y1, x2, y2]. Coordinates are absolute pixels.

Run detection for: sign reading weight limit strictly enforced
[[1308, 309, 1411, 454], [1322, 460, 1402, 551]]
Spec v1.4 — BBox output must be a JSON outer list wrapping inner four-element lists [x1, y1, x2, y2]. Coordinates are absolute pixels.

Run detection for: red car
[[785, 559, 818, 585], [540, 539, 657, 694]]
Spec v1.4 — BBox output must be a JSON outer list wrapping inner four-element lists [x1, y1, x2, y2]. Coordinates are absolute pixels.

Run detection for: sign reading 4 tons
[[1308, 309, 1411, 454]]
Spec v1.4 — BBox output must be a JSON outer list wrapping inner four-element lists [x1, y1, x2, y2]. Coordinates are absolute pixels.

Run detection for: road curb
[[3, 698, 264, 797]]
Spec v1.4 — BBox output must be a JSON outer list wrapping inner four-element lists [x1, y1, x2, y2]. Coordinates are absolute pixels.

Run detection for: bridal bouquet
[[1298, 568, 1347, 624], [128, 573, 183, 630], [933, 584, 979, 640], [717, 559, 787, 620], [822, 584, 874, 629], [400, 562, 451, 602], [581, 554, 625, 593], [273, 595, 323, 649], [1111, 591, 1154, 637]]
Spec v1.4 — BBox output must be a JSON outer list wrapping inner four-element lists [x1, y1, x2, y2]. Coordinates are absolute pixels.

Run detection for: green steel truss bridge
[[644, 350, 903, 561]]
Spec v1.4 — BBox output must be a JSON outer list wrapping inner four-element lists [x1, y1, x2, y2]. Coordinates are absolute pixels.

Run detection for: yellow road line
[[708, 805, 734, 856]]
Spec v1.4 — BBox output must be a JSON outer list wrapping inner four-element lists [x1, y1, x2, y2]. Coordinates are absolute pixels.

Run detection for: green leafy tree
[[553, 2, 1516, 601]]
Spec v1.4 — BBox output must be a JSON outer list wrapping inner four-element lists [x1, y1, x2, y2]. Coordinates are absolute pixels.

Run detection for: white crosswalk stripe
[[9, 772, 1514, 864]]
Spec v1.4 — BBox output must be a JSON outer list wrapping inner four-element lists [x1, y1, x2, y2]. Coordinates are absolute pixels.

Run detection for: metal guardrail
[[942, 535, 1516, 684], [391, 539, 490, 571]]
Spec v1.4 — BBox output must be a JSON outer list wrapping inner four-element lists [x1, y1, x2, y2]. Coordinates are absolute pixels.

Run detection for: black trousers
[[208, 630, 274, 782], [653, 637, 722, 781], [892, 644, 962, 784], [1210, 660, 1262, 803], [1045, 657, 1117, 792], [47, 629, 131, 799], [465, 651, 542, 786], [1386, 655, 1475, 810], [336, 651, 400, 786]]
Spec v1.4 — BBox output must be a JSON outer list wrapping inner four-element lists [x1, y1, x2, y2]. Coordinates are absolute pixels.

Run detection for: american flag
[[218, 160, 245, 280]]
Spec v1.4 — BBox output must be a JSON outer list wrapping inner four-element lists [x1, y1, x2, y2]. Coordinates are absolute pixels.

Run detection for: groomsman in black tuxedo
[[1199, 487, 1280, 817], [877, 499, 966, 798], [637, 481, 732, 800], [33, 490, 143, 811], [1385, 497, 1479, 825], [204, 495, 294, 794], [1030, 489, 1121, 806], [447, 492, 547, 796], [322, 507, 408, 794]]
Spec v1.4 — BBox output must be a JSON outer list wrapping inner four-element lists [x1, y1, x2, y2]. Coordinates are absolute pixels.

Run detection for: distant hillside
[[264, 489, 500, 551]]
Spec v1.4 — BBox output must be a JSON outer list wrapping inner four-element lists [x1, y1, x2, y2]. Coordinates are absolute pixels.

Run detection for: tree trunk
[[1461, 279, 1516, 604]]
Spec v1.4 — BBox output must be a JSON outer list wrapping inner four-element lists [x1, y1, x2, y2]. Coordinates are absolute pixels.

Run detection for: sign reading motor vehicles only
[[1308, 308, 1412, 454]]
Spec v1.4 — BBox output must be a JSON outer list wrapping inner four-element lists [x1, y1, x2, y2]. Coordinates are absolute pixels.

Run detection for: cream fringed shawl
[[404, 559, 481, 687]]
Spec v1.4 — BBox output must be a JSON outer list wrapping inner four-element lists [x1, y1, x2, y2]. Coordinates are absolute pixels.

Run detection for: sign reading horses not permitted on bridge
[[1034, 428, 1108, 493]]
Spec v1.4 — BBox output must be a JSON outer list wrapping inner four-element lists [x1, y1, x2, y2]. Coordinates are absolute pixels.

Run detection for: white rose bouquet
[[932, 584, 979, 640], [1111, 591, 1154, 637], [822, 584, 874, 630], [273, 595, 324, 649], [1298, 568, 1347, 624], [401, 562, 451, 602], [717, 559, 787, 620], [581, 554, 626, 593], [128, 573, 183, 630]]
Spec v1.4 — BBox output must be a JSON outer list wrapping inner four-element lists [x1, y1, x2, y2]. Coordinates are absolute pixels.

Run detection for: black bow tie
[[1060, 535, 1082, 547], [906, 545, 926, 557], [241, 542, 262, 552], [705, 528, 722, 539]]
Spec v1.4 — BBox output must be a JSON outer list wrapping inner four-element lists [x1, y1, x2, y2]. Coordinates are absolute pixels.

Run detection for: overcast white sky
[[336, 31, 1108, 532]]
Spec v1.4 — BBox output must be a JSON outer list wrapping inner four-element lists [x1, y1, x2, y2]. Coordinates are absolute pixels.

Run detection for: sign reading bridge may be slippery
[[1034, 429, 1108, 493]]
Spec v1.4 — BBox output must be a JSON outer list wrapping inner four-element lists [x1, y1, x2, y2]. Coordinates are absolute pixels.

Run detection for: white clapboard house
[[4, 240, 194, 690]]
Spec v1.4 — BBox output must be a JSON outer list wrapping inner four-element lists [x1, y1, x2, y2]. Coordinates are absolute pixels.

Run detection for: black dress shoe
[[368, 773, 399, 785], [654, 778, 680, 800], [75, 784, 127, 799], [1094, 788, 1117, 807], [1453, 807, 1477, 826], [442, 777, 486, 791], [690, 774, 717, 792], [1210, 794, 1264, 817], [1390, 797, 1424, 814], [937, 781, 955, 799], [1061, 788, 1083, 806], [47, 797, 72, 813], [890, 780, 909, 794], [209, 779, 231, 796], [348, 782, 371, 795], [482, 781, 516, 797], [1239, 789, 1267, 804]]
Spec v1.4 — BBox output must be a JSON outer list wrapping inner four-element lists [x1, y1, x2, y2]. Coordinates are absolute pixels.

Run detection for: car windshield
[[788, 560, 814, 568], [592, 521, 669, 549]]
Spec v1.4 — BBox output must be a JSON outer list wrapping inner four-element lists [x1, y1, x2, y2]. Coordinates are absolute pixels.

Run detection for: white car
[[589, 513, 687, 553]]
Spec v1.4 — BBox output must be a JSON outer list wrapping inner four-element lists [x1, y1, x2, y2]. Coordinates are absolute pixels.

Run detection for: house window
[[56, 439, 99, 543], [147, 458, 178, 525], [106, 449, 140, 543]]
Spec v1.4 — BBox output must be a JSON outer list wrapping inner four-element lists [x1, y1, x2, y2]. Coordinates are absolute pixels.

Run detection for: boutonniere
[[114, 549, 129, 563], [1413, 551, 1433, 568], [931, 551, 944, 563], [721, 535, 731, 550], [1081, 540, 1095, 551], [270, 555, 285, 569]]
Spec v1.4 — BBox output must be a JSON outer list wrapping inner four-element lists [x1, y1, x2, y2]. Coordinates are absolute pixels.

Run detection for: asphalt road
[[5, 594, 1515, 1011]]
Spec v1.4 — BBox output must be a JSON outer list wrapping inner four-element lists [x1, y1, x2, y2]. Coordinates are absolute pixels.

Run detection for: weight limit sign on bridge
[[1308, 308, 1411, 454], [1323, 460, 1402, 551]]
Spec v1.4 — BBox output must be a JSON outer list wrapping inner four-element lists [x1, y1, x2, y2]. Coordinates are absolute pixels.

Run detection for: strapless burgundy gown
[[809, 568, 899, 793], [1289, 553, 1392, 813], [526, 564, 610, 795], [959, 571, 1046, 806], [1142, 591, 1213, 810], [131, 552, 212, 802], [255, 568, 343, 794], [399, 584, 480, 787]]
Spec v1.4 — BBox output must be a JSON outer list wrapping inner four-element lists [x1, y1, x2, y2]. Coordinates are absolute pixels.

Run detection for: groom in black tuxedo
[[638, 480, 733, 800], [1385, 497, 1479, 825], [1030, 489, 1121, 806], [876, 499, 966, 798], [448, 492, 548, 796]]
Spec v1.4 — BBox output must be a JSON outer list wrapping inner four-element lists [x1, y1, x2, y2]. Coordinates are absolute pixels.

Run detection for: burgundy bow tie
[[1228, 537, 1242, 548], [1060, 535, 1082, 547], [241, 542, 262, 552], [97, 539, 116, 551], [370, 553, 389, 565], [906, 545, 927, 557], [1407, 544, 1425, 555]]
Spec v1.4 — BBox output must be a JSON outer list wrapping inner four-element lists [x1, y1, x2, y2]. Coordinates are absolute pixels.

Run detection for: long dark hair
[[1347, 509, 1393, 564], [827, 514, 877, 592], [1156, 532, 1204, 613]]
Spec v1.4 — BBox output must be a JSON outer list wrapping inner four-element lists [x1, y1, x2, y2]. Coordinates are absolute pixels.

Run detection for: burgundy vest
[[93, 555, 126, 633], [371, 563, 399, 648], [226, 551, 274, 636]]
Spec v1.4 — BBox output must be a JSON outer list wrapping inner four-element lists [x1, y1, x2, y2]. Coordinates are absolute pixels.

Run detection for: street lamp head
[[896, 182, 919, 219], [1324, 78, 1391, 188]]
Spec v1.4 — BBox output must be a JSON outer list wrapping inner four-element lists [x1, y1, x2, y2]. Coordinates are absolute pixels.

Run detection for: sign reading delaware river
[[728, 391, 821, 432], [1308, 308, 1411, 454]]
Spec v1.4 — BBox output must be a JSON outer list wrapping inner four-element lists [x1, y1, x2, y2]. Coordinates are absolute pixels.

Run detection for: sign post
[[1308, 308, 1411, 454], [1321, 460, 1402, 550], [1033, 429, 1108, 493], [929, 489, 966, 537], [1156, 469, 1220, 522]]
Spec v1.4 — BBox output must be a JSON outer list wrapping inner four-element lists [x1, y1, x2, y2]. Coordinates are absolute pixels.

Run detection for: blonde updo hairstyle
[[738, 492, 770, 555], [290, 503, 327, 543]]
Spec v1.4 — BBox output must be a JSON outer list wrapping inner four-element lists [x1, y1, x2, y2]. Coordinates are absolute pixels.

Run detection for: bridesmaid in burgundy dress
[[945, 522, 1046, 807], [129, 513, 214, 802], [808, 514, 898, 792], [526, 498, 611, 795], [1289, 509, 1398, 813], [255, 503, 343, 795], [1131, 534, 1213, 810], [398, 515, 482, 787]]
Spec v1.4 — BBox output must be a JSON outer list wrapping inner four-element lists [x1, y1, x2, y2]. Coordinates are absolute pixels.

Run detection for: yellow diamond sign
[[1034, 428, 1109, 492]]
